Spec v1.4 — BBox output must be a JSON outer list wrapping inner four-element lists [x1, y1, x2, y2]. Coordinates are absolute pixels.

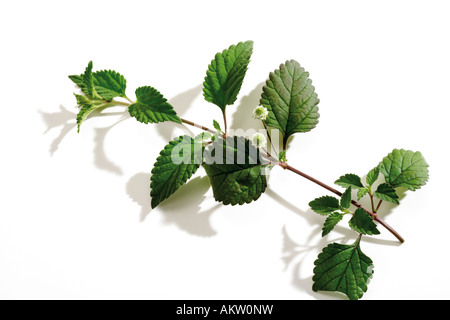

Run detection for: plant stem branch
[[222, 110, 228, 137], [280, 162, 405, 243], [263, 121, 278, 155], [180, 118, 216, 134]]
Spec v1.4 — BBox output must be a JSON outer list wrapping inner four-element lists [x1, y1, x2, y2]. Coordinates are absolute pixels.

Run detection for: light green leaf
[[76, 104, 96, 133], [379, 149, 429, 191], [322, 212, 344, 237], [357, 188, 369, 200], [92, 70, 127, 100], [202, 136, 267, 205], [313, 238, 374, 300], [374, 183, 399, 205], [335, 173, 364, 189], [309, 196, 340, 215], [260, 60, 319, 146], [340, 187, 352, 209], [129, 86, 181, 124], [349, 208, 380, 235], [203, 41, 253, 110], [150, 135, 204, 208], [213, 119, 222, 132], [366, 167, 380, 187]]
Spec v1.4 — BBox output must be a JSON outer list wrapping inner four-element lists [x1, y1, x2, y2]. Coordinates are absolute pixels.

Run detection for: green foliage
[[379, 149, 429, 191], [260, 60, 319, 146], [203, 41, 253, 111], [366, 167, 380, 187], [374, 183, 399, 205], [129, 86, 181, 124], [335, 173, 364, 189], [313, 238, 374, 300], [203, 136, 267, 205], [340, 187, 352, 209], [322, 212, 344, 237], [349, 209, 380, 235], [309, 196, 340, 215], [150, 136, 204, 208]]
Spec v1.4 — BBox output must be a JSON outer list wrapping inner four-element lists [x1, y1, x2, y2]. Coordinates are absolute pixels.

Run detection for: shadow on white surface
[[231, 82, 265, 132], [127, 173, 218, 237], [40, 105, 77, 155]]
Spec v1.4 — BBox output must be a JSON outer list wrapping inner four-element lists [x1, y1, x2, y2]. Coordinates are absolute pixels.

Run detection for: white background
[[1, 0, 449, 300]]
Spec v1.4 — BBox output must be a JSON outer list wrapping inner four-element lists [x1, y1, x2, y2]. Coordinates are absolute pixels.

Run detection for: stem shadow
[[126, 173, 218, 237]]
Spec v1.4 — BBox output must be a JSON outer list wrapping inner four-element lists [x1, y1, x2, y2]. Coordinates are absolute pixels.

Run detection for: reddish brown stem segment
[[280, 162, 405, 243]]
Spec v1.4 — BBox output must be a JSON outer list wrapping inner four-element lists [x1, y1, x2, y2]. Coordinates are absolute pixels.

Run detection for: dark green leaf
[[349, 208, 380, 235], [76, 104, 96, 133], [374, 183, 399, 205], [379, 149, 429, 191], [202, 136, 267, 205], [366, 167, 380, 187], [322, 212, 344, 237], [150, 135, 204, 208], [340, 187, 352, 209], [335, 173, 364, 189], [260, 60, 319, 145], [309, 196, 340, 215], [92, 70, 127, 100], [203, 41, 253, 110], [313, 238, 374, 300], [129, 86, 181, 124]]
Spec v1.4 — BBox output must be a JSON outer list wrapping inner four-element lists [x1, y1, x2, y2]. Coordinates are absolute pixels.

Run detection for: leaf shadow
[[126, 173, 218, 237], [155, 84, 203, 141], [267, 187, 399, 299], [39, 105, 77, 155], [230, 82, 265, 132]]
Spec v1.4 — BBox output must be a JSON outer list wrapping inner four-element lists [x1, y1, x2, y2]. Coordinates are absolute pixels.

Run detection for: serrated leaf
[[349, 208, 380, 235], [313, 238, 374, 300], [194, 132, 213, 142], [202, 136, 267, 205], [374, 183, 399, 205], [322, 212, 344, 237], [129, 86, 181, 124], [357, 188, 369, 201], [260, 60, 319, 146], [379, 149, 429, 191], [340, 187, 352, 210], [366, 167, 380, 187], [76, 104, 96, 133], [309, 196, 340, 215], [92, 70, 127, 100], [150, 135, 204, 208], [203, 41, 253, 110], [335, 173, 364, 189], [82, 61, 100, 99]]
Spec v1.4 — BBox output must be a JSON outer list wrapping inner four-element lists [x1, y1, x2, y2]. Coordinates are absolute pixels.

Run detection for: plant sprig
[[68, 41, 429, 300]]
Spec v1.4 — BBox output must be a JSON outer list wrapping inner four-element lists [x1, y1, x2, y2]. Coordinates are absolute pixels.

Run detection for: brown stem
[[222, 110, 228, 137], [280, 163, 405, 243], [180, 118, 216, 134]]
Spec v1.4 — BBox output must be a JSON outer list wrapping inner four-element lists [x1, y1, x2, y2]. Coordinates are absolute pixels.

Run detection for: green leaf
[[379, 149, 429, 191], [194, 132, 213, 142], [313, 238, 374, 300], [340, 187, 352, 209], [203, 41, 253, 110], [92, 70, 127, 100], [322, 212, 344, 237], [202, 136, 267, 205], [374, 183, 399, 205], [349, 208, 380, 235], [260, 60, 320, 146], [357, 188, 369, 201], [150, 135, 204, 208], [213, 119, 222, 132], [278, 150, 287, 163], [129, 86, 181, 124], [366, 167, 380, 187], [335, 173, 364, 189], [76, 104, 96, 133], [81, 61, 100, 99], [309, 196, 340, 215], [73, 93, 90, 106]]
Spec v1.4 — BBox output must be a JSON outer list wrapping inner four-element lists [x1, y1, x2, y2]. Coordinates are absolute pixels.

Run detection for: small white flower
[[251, 133, 267, 149], [252, 106, 269, 121]]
